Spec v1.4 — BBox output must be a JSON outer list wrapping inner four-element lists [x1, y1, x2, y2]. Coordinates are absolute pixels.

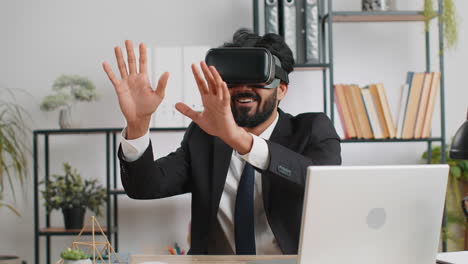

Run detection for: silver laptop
[[251, 165, 449, 264]]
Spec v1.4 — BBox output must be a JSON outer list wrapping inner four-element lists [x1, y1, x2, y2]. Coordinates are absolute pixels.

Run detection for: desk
[[130, 255, 296, 264], [128, 255, 446, 264]]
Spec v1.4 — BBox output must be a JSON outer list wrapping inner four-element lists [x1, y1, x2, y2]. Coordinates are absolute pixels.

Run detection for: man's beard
[[231, 89, 277, 128]]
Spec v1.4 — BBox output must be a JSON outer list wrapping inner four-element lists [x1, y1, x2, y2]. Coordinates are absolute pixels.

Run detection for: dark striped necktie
[[234, 163, 256, 255]]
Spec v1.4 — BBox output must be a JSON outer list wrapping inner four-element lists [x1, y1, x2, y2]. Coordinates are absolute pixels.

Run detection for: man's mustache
[[231, 93, 261, 102]]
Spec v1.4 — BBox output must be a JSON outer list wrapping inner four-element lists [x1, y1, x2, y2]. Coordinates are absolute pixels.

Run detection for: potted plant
[[0, 88, 30, 215], [0, 88, 30, 264], [40, 74, 99, 128], [60, 248, 91, 264], [423, 0, 458, 50], [422, 144, 468, 250], [40, 162, 106, 229]]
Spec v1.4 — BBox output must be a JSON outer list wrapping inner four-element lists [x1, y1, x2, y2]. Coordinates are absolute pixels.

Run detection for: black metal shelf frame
[[253, 0, 447, 250], [324, 11, 440, 22], [33, 127, 186, 264], [37, 226, 118, 236]]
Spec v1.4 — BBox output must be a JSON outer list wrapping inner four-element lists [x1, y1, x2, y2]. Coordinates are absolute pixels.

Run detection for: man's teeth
[[238, 98, 254, 103]]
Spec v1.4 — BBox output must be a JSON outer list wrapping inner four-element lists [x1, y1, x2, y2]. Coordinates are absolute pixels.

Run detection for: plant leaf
[[451, 166, 462, 178], [0, 200, 21, 216]]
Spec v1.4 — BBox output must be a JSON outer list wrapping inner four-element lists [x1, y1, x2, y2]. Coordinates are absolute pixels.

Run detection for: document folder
[[305, 0, 320, 63], [265, 0, 279, 34]]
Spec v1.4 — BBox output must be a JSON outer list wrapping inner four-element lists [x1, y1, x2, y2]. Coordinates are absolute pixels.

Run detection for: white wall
[[1, 0, 467, 263]]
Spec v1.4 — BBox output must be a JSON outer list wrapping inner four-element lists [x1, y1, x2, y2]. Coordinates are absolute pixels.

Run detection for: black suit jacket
[[118, 109, 341, 254]]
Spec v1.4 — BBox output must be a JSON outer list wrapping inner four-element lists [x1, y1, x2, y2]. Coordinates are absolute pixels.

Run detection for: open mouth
[[232, 93, 260, 106], [237, 97, 255, 104]]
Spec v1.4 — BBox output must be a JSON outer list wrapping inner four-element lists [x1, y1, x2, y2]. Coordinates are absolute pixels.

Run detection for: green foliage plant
[[422, 145, 468, 250], [0, 88, 30, 216], [423, 0, 458, 50], [40, 75, 99, 112], [60, 248, 89, 260], [40, 162, 107, 216]]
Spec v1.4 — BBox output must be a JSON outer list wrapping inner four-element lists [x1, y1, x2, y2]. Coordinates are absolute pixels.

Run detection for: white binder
[[151, 46, 184, 128], [182, 46, 210, 127], [282, 0, 297, 61], [265, 0, 279, 34], [305, 0, 320, 63]]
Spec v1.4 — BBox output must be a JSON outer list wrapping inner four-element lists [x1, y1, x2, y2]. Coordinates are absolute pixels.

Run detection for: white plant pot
[[362, 0, 396, 11], [63, 259, 92, 264], [59, 107, 81, 129]]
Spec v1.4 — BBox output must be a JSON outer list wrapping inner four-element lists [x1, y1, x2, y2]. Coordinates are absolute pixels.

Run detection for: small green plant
[[60, 248, 89, 260], [40, 74, 99, 111], [423, 145, 468, 202], [40, 163, 106, 216], [423, 0, 458, 50], [422, 144, 468, 250], [0, 88, 31, 216]]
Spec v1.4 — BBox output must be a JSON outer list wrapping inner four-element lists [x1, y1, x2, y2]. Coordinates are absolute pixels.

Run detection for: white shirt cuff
[[239, 133, 270, 170], [120, 127, 150, 162]]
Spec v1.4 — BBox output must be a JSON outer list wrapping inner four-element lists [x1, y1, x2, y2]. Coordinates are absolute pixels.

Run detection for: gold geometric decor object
[[56, 216, 120, 264]]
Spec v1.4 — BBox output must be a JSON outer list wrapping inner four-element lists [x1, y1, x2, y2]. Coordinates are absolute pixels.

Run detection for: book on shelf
[[361, 88, 383, 139], [334, 71, 439, 140], [401, 72, 425, 139], [375, 83, 397, 138], [421, 72, 441, 138], [334, 84, 357, 139], [396, 83, 410, 138], [368, 83, 393, 138], [368, 84, 389, 138], [350, 84, 373, 139], [344, 84, 363, 138], [335, 83, 393, 140], [414, 72, 433, 138], [396, 71, 441, 139]]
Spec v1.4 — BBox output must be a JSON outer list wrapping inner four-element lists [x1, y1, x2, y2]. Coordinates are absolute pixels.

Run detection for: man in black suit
[[102, 29, 341, 255]]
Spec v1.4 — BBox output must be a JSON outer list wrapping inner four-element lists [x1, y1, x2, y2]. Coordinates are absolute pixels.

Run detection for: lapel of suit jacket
[[262, 109, 293, 213], [211, 137, 233, 220]]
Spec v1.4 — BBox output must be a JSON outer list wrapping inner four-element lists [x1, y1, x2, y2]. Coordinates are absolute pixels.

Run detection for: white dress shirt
[[120, 112, 282, 254]]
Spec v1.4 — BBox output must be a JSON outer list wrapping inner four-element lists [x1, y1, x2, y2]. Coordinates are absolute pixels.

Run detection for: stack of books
[[335, 72, 440, 140]]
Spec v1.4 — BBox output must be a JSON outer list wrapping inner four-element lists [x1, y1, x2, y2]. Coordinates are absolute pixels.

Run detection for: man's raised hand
[[175, 62, 252, 154], [102, 40, 169, 139]]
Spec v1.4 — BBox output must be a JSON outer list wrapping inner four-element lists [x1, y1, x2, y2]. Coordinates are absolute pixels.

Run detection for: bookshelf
[[33, 127, 186, 264], [253, 0, 447, 249], [252, 0, 446, 153]]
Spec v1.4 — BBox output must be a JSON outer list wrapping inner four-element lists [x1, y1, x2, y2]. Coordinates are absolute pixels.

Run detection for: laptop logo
[[367, 208, 386, 229]]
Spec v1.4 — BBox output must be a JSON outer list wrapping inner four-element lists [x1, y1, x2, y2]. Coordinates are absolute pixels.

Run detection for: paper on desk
[[437, 251, 468, 263]]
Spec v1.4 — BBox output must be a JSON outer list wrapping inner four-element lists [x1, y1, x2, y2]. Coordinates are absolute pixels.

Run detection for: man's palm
[[103, 40, 169, 127], [115, 74, 162, 124]]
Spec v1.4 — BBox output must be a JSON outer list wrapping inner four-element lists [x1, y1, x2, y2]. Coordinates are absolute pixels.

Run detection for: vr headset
[[205, 48, 289, 89]]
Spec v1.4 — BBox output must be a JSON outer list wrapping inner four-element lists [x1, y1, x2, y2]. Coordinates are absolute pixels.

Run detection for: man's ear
[[277, 82, 288, 100]]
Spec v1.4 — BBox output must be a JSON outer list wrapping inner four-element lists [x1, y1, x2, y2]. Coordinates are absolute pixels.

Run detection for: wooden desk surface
[[130, 255, 296, 264], [129, 255, 444, 264]]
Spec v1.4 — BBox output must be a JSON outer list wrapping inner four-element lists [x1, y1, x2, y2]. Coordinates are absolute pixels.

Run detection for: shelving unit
[[253, 0, 447, 249], [33, 127, 186, 264], [253, 0, 447, 158]]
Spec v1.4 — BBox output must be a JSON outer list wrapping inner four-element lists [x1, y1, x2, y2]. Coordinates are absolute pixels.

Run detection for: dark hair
[[222, 28, 295, 75]]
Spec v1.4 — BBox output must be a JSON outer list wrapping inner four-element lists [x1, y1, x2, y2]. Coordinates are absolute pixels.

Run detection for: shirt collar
[[259, 110, 279, 140]]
